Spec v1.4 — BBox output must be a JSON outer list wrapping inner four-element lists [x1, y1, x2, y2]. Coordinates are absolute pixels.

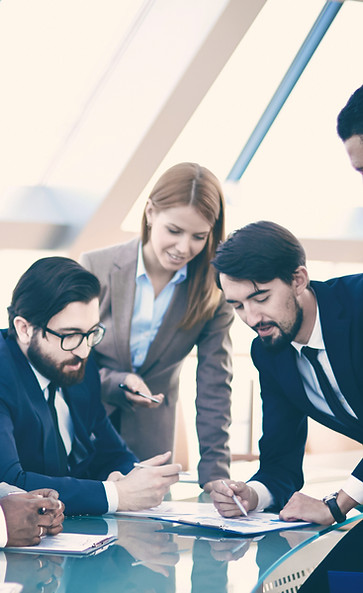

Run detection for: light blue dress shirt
[[130, 243, 187, 371]]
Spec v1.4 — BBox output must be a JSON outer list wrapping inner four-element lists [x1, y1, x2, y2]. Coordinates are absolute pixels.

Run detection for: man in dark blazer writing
[[0, 257, 180, 516], [210, 221, 363, 525]]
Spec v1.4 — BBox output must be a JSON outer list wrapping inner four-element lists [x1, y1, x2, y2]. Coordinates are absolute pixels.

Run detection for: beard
[[27, 331, 87, 387], [254, 300, 303, 353]]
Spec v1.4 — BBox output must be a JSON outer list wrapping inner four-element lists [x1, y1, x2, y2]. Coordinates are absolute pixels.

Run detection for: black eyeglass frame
[[43, 323, 106, 351]]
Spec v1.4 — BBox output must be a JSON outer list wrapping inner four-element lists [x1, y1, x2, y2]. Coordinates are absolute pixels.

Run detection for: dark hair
[[8, 256, 101, 337], [141, 162, 225, 329], [337, 85, 363, 141], [212, 221, 306, 285]]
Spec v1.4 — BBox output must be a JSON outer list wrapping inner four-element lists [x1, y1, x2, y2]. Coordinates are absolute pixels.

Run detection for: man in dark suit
[[210, 221, 363, 525], [0, 257, 180, 516], [337, 84, 363, 178]]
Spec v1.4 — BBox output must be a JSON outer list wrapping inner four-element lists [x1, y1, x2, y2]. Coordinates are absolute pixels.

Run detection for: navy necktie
[[301, 346, 358, 428], [47, 383, 69, 474]]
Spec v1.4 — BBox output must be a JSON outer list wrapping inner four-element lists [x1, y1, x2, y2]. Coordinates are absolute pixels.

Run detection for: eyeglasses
[[44, 323, 106, 351]]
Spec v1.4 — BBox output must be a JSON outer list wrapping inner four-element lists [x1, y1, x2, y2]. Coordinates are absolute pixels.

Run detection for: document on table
[[4, 533, 117, 556], [0, 585, 23, 593], [115, 502, 312, 535]]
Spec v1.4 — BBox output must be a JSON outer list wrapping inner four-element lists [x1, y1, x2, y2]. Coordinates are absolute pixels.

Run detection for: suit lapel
[[274, 344, 362, 441], [6, 336, 62, 474], [314, 281, 363, 422], [110, 243, 138, 370]]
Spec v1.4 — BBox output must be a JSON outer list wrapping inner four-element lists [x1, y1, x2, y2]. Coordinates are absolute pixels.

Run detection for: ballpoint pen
[[133, 462, 190, 476], [221, 480, 248, 517], [119, 383, 160, 403]]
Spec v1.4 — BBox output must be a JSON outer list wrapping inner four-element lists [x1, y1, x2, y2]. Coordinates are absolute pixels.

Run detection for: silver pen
[[119, 383, 160, 403], [221, 480, 248, 516], [134, 462, 190, 476]]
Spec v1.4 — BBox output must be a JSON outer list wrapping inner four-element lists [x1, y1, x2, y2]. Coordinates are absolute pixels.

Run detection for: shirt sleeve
[[342, 475, 363, 505], [247, 480, 274, 511], [102, 481, 119, 513], [0, 507, 8, 547], [195, 297, 234, 485]]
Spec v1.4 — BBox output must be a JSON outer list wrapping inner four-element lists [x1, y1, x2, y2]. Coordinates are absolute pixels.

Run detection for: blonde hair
[[141, 162, 225, 329]]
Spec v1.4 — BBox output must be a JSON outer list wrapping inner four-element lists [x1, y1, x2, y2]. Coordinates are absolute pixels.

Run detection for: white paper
[[5, 533, 116, 555], [116, 501, 312, 535], [0, 585, 23, 593]]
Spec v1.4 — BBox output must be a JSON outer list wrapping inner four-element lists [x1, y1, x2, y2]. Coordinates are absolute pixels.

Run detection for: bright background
[[0, 0, 362, 466]]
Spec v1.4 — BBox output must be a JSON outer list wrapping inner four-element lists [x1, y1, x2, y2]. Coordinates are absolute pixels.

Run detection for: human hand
[[121, 374, 164, 408], [117, 520, 179, 577], [107, 471, 124, 482], [0, 490, 64, 547], [202, 481, 214, 493], [113, 451, 181, 511], [29, 489, 65, 536], [279, 492, 334, 524], [5, 552, 63, 593], [210, 479, 258, 517], [208, 538, 252, 562]]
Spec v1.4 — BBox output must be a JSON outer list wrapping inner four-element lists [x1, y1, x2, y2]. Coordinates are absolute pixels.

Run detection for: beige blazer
[[80, 239, 233, 485]]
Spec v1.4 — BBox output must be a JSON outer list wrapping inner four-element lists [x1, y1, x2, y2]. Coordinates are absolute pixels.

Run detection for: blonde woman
[[81, 163, 233, 491]]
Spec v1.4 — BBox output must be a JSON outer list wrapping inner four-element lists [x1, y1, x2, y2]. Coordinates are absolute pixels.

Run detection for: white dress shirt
[[0, 509, 7, 548], [130, 243, 187, 371], [31, 366, 119, 513]]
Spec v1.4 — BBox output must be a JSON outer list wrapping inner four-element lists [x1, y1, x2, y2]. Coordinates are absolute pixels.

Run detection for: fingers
[[141, 451, 172, 466], [210, 479, 249, 518], [46, 523, 64, 536], [107, 471, 124, 482], [34, 497, 62, 514], [31, 489, 60, 500]]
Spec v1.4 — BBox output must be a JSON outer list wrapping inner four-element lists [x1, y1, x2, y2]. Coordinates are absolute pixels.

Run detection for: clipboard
[[4, 533, 117, 556]]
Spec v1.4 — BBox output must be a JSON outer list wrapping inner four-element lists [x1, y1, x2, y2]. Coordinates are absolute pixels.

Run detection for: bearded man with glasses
[[0, 257, 180, 518]]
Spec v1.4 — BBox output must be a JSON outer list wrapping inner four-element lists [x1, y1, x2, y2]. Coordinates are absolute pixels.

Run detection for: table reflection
[[3, 512, 361, 593]]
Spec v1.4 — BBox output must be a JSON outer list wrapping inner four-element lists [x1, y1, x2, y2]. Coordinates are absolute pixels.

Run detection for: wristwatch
[[322, 492, 346, 523]]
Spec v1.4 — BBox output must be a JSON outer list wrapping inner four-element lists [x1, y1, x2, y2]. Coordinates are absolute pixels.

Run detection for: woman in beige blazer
[[80, 163, 233, 491]]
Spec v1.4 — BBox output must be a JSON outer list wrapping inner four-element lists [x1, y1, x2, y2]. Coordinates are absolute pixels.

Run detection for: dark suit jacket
[[0, 331, 138, 516], [249, 275, 363, 511], [81, 239, 233, 485]]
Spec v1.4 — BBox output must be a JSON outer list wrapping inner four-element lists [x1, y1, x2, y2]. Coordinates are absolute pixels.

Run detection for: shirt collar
[[291, 302, 325, 355], [136, 242, 187, 285], [29, 363, 51, 393]]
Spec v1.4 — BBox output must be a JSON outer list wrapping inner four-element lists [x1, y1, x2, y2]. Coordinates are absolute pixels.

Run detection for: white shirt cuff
[[102, 481, 119, 514], [102, 518, 118, 537], [247, 481, 274, 511], [0, 551, 6, 583], [341, 475, 363, 505], [0, 507, 8, 548]]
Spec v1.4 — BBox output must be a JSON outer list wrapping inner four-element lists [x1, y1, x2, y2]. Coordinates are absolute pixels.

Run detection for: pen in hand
[[134, 462, 190, 476], [119, 383, 160, 403], [221, 480, 248, 517]]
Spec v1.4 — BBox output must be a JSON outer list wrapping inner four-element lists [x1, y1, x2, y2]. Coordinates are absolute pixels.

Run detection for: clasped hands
[[0, 488, 64, 547]]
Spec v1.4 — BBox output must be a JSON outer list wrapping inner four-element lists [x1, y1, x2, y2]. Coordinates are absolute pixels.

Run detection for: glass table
[[2, 503, 362, 593]]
